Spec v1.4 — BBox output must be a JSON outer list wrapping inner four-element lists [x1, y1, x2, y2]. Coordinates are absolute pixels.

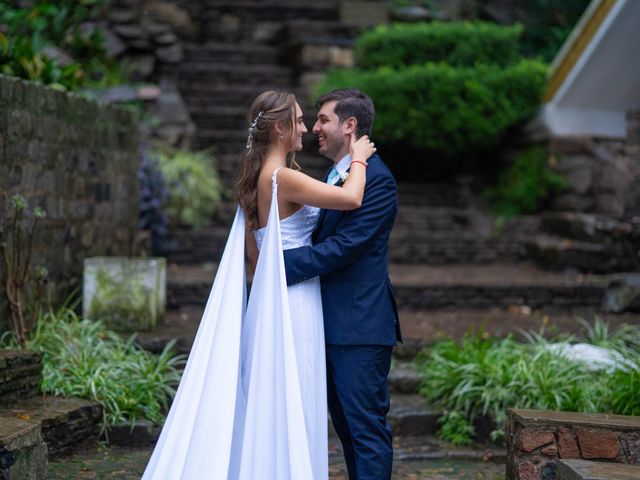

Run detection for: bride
[[141, 90, 374, 479]]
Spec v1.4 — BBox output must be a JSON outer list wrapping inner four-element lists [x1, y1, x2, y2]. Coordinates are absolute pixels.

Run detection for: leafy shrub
[[156, 149, 222, 228], [415, 320, 640, 445], [483, 146, 566, 217], [0, 0, 127, 91], [604, 353, 640, 416], [356, 21, 523, 69], [317, 59, 547, 169], [0, 301, 185, 430]]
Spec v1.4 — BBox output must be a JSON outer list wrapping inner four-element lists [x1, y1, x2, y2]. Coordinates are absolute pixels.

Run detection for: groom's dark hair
[[316, 88, 375, 138]]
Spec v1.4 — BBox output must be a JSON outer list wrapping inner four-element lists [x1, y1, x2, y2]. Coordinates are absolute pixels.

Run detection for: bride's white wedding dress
[[142, 168, 328, 479]]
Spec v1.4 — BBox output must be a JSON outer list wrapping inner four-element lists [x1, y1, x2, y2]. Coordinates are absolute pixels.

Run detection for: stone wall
[[551, 110, 640, 221], [0, 74, 139, 329], [507, 408, 640, 480]]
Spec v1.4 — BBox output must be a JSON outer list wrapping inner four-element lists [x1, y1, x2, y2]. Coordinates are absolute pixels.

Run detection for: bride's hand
[[349, 133, 376, 162]]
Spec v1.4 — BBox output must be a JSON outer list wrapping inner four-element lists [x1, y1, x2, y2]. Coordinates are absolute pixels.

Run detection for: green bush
[[156, 149, 223, 228], [415, 320, 640, 445], [0, 302, 185, 430], [356, 21, 523, 69], [483, 146, 567, 217], [317, 59, 547, 168], [0, 0, 128, 91]]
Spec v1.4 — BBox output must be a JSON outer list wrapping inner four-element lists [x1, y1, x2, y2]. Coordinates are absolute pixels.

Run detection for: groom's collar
[[335, 154, 351, 178]]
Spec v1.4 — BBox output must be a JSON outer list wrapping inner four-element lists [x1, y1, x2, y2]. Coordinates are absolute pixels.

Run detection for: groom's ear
[[342, 116, 357, 137]]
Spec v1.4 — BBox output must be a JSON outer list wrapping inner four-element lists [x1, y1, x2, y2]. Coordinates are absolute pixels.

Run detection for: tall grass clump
[[415, 320, 640, 445], [0, 300, 186, 430]]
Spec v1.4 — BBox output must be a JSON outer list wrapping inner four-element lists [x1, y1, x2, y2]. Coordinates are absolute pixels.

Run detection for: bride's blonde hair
[[235, 90, 301, 229]]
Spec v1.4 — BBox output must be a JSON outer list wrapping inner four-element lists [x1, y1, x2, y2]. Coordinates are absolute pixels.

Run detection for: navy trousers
[[326, 344, 393, 480]]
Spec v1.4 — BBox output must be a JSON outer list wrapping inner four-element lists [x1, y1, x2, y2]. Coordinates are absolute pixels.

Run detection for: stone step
[[388, 393, 440, 438], [202, 1, 339, 23], [177, 62, 292, 86], [0, 396, 103, 459], [389, 361, 422, 395], [0, 417, 47, 480], [525, 234, 636, 274], [136, 303, 640, 366], [282, 19, 361, 45], [397, 308, 640, 348], [388, 236, 520, 265], [557, 459, 640, 480], [192, 128, 247, 153], [188, 106, 250, 131], [164, 262, 608, 311], [541, 211, 636, 243], [159, 225, 521, 265], [178, 84, 287, 108], [392, 263, 605, 310], [0, 349, 42, 406], [183, 42, 280, 65]]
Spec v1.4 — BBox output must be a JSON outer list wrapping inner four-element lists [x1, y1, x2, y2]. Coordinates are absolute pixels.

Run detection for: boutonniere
[[338, 170, 349, 182]]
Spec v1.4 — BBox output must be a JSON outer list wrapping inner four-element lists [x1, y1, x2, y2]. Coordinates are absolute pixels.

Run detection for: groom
[[284, 88, 401, 479]]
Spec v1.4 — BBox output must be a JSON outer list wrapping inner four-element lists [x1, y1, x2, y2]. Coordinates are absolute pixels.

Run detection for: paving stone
[[45, 436, 506, 479]]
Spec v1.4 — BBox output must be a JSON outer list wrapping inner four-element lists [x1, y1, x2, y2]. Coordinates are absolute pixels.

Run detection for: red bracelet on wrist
[[351, 160, 368, 168]]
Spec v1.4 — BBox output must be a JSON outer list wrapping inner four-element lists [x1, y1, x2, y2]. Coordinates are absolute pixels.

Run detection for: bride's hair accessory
[[246, 110, 264, 149]]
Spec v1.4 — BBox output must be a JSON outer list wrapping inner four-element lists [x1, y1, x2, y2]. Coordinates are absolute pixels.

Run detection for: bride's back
[[256, 165, 301, 229]]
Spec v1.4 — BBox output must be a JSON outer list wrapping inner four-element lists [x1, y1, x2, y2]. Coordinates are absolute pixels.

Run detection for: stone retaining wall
[[551, 110, 640, 220], [0, 74, 139, 330], [507, 408, 640, 480]]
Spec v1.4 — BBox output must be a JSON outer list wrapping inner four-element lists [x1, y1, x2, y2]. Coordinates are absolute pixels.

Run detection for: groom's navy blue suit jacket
[[283, 154, 402, 346]]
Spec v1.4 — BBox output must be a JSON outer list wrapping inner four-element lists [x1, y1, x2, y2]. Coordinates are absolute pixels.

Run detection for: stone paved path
[[47, 436, 505, 479]]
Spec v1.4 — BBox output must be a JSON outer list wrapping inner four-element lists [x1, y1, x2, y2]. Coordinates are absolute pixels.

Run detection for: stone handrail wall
[[0, 74, 139, 330], [507, 408, 640, 480]]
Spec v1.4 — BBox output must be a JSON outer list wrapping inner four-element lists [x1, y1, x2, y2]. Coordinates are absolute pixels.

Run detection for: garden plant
[[415, 318, 640, 445], [0, 298, 185, 431], [0, 194, 47, 347]]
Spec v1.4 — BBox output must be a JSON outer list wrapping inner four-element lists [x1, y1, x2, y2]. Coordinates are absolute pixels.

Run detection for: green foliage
[[317, 60, 547, 168], [576, 316, 640, 352], [356, 21, 523, 69], [156, 149, 223, 228], [0, 301, 186, 430], [605, 353, 640, 417], [88, 268, 154, 332], [438, 411, 474, 445], [415, 320, 640, 445], [0, 0, 127, 91], [518, 0, 592, 61], [483, 146, 567, 217]]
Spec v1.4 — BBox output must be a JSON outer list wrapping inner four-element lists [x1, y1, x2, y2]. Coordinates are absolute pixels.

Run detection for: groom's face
[[313, 100, 348, 161]]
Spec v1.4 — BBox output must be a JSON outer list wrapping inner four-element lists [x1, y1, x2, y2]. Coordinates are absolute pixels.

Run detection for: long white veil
[[142, 178, 312, 479]]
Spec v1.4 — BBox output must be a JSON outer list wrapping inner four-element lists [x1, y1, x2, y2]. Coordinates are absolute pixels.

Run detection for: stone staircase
[[0, 350, 102, 479], [176, 0, 360, 188]]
